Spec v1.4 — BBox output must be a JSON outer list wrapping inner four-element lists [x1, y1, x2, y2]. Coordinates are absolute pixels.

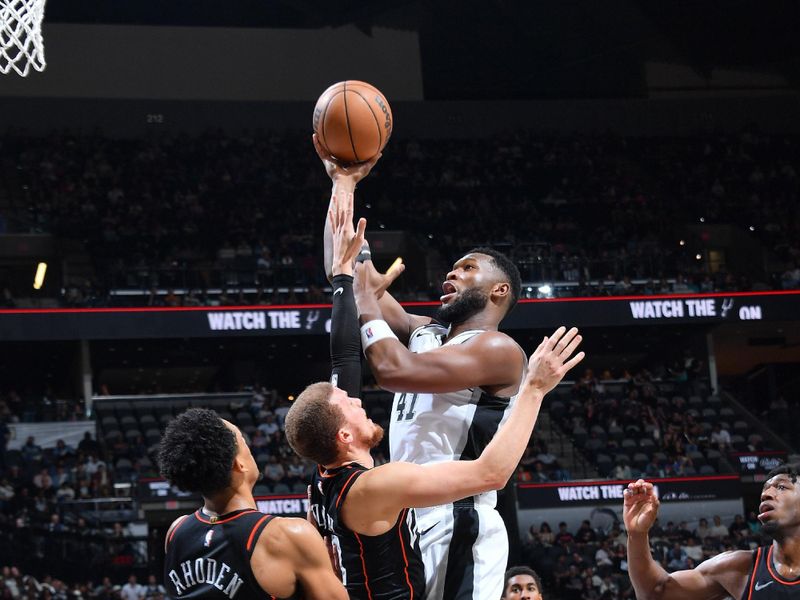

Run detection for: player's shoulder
[[464, 329, 521, 354], [164, 513, 192, 550], [259, 516, 318, 550], [696, 548, 754, 574]]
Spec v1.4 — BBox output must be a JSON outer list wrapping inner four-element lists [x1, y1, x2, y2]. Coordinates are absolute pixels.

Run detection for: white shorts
[[417, 503, 508, 600]]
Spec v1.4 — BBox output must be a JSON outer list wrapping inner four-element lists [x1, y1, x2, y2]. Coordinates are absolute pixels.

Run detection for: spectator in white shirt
[[710, 424, 731, 449], [708, 515, 730, 538], [120, 575, 144, 600]]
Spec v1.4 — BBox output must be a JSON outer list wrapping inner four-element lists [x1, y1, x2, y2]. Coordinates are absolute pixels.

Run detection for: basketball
[[312, 80, 393, 164]]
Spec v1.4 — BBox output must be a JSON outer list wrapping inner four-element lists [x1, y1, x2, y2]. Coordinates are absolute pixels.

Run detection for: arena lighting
[[695, 254, 702, 260], [700, 217, 706, 222], [538, 284, 553, 297], [33, 262, 47, 289], [679, 240, 685, 246], [749, 226, 756, 231], [288, 395, 295, 401]]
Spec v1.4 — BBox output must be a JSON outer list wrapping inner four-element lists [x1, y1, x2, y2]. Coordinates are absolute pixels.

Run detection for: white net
[[0, 0, 47, 76]]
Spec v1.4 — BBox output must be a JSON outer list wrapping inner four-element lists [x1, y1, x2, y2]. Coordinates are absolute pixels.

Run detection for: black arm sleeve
[[329, 274, 362, 399]]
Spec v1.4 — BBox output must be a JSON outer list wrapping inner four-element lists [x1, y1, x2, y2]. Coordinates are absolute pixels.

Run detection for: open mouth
[[758, 503, 775, 519], [440, 281, 457, 303]]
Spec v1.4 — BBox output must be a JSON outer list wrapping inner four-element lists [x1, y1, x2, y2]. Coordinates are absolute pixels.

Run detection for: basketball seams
[[348, 88, 383, 159], [341, 81, 361, 163]]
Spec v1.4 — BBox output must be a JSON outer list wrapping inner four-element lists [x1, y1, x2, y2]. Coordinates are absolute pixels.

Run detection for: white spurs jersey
[[389, 323, 524, 511]]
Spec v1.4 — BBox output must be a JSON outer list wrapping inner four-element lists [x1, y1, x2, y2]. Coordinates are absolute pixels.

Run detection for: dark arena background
[[1, 1, 800, 598]]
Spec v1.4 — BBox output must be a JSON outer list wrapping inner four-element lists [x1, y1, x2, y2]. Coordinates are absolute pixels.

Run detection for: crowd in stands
[[0, 570, 166, 600], [1, 128, 798, 306], [522, 510, 768, 599], [550, 362, 778, 480]]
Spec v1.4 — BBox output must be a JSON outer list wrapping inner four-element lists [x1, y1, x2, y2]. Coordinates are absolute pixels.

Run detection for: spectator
[[682, 536, 703, 562], [257, 413, 279, 437], [78, 432, 100, 456], [262, 455, 285, 485], [554, 522, 575, 546], [142, 575, 166, 600], [729, 514, 749, 537], [53, 439, 74, 459], [575, 520, 597, 545], [710, 424, 731, 449], [20, 436, 43, 462], [694, 517, 711, 540], [120, 575, 143, 600], [595, 540, 614, 568], [708, 515, 730, 538]]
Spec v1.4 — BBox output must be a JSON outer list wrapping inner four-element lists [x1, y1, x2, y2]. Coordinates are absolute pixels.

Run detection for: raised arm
[[252, 517, 348, 600], [342, 327, 585, 534], [314, 134, 428, 343], [624, 479, 752, 600], [327, 189, 405, 397]]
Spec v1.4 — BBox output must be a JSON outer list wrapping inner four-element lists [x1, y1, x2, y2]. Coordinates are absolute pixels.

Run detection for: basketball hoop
[[0, 0, 47, 76]]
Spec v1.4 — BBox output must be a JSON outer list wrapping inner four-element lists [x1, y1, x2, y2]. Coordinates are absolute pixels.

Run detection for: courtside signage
[[517, 475, 741, 508], [0, 291, 797, 340]]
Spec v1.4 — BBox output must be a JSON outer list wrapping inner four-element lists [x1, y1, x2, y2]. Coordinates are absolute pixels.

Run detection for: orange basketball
[[312, 80, 392, 164]]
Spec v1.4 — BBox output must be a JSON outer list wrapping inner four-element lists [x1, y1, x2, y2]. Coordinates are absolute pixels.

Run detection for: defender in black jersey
[[158, 409, 347, 600], [624, 463, 800, 600], [283, 189, 585, 600]]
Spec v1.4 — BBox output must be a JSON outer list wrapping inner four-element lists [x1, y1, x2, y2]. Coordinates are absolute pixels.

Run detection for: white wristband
[[360, 319, 398, 351]]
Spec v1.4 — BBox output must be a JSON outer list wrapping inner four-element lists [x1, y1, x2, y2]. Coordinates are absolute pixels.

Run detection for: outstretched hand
[[623, 479, 660, 534], [524, 326, 585, 395], [328, 188, 366, 277], [313, 133, 381, 184], [353, 258, 405, 301]]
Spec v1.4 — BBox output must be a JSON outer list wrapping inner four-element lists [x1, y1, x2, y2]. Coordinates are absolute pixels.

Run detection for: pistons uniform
[[164, 508, 297, 600], [742, 545, 800, 599], [390, 324, 524, 600], [310, 462, 426, 599]]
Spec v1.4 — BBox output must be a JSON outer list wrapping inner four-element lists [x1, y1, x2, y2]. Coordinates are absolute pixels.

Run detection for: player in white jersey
[[314, 135, 529, 600]]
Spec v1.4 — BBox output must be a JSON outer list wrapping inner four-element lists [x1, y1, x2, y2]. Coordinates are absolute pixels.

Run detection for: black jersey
[[164, 508, 296, 600], [742, 545, 800, 599], [310, 463, 426, 600]]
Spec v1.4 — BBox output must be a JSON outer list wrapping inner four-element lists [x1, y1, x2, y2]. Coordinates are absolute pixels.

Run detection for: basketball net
[[0, 0, 47, 76]]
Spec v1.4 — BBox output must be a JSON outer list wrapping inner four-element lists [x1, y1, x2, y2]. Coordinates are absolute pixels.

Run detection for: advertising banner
[[1, 291, 797, 340]]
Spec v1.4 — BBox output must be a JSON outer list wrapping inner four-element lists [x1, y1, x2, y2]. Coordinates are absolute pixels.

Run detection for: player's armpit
[[368, 330, 522, 393]]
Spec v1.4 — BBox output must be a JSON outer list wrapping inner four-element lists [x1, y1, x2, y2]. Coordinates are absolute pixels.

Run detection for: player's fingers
[[555, 327, 579, 354], [545, 326, 567, 351], [529, 336, 548, 362], [561, 351, 585, 373], [560, 334, 583, 361], [312, 133, 328, 159], [354, 218, 367, 245], [381, 258, 405, 289]]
